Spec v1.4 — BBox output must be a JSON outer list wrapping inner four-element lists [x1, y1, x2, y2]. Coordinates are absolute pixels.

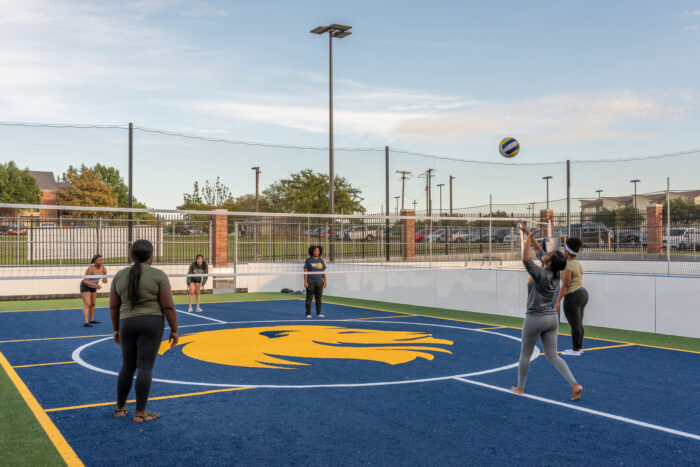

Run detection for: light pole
[[394, 196, 400, 216], [412, 200, 417, 211], [630, 179, 641, 211], [396, 170, 411, 211], [542, 176, 553, 210], [437, 183, 445, 216], [311, 24, 352, 261]]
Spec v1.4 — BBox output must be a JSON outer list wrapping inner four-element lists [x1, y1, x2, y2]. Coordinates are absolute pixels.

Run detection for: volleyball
[[499, 137, 520, 158]]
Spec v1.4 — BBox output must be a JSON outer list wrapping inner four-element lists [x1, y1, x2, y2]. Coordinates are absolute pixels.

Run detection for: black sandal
[[89, 320, 100, 324], [113, 406, 129, 418], [134, 411, 160, 423], [83, 323, 92, 328]]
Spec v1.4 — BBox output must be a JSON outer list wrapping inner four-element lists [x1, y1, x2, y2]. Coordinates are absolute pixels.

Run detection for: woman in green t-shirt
[[109, 239, 178, 422], [186, 254, 208, 313]]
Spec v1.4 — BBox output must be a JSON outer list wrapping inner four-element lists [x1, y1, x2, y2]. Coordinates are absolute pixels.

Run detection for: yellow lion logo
[[158, 325, 453, 369]]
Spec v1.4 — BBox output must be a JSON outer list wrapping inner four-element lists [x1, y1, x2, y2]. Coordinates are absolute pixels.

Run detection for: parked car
[[7, 222, 28, 235], [415, 228, 437, 243], [569, 223, 609, 246], [39, 222, 56, 228], [74, 223, 89, 228], [664, 227, 700, 250], [476, 228, 508, 243], [424, 229, 447, 243], [612, 229, 642, 245], [180, 226, 195, 235], [448, 228, 469, 243], [503, 231, 522, 244], [344, 226, 380, 241], [0, 225, 7, 235]]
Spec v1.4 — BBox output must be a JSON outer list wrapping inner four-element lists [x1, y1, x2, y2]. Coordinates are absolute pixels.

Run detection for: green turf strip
[[0, 367, 64, 466], [1, 292, 698, 466]]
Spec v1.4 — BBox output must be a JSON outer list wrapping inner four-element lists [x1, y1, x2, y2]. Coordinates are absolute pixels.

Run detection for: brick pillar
[[401, 209, 415, 258], [646, 204, 663, 254], [212, 209, 228, 266], [539, 209, 553, 236]]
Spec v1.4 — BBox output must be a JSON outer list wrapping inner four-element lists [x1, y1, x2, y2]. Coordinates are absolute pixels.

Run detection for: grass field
[[1, 292, 699, 465]]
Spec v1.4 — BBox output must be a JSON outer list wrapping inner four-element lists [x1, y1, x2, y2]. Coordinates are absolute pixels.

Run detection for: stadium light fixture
[[310, 23, 352, 261]]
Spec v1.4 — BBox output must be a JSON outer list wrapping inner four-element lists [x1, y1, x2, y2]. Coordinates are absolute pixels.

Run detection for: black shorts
[[80, 283, 97, 294]]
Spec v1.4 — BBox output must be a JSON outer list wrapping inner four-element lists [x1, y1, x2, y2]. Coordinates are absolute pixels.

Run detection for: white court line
[[453, 376, 700, 441], [176, 308, 226, 324]]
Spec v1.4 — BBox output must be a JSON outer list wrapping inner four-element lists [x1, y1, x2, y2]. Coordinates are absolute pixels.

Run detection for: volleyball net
[[0, 204, 531, 294]]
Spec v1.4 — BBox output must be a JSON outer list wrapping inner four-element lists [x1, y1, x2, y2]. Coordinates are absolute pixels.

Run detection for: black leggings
[[305, 282, 323, 315], [117, 314, 165, 411], [563, 288, 589, 351]]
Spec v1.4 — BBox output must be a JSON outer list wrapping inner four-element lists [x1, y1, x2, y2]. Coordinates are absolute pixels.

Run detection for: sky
[[1, 0, 699, 212]]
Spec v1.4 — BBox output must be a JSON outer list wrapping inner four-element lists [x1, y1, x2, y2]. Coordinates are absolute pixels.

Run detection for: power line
[[1, 121, 699, 164]]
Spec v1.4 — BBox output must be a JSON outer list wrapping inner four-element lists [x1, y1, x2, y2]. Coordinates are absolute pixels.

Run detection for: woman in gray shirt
[[510, 222, 583, 401]]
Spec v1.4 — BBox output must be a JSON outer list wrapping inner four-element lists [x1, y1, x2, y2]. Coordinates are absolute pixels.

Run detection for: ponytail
[[127, 240, 154, 309]]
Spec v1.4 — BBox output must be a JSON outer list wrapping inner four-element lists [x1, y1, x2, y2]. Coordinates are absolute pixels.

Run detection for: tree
[[57, 166, 118, 216], [593, 207, 616, 227], [179, 178, 232, 210], [662, 198, 700, 225], [0, 162, 41, 215], [263, 169, 365, 214], [63, 164, 149, 216], [229, 193, 270, 212]]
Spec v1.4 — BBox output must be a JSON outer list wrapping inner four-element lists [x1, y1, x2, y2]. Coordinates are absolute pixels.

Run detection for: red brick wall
[[40, 190, 58, 219], [212, 209, 228, 266], [401, 209, 415, 258], [646, 204, 663, 254]]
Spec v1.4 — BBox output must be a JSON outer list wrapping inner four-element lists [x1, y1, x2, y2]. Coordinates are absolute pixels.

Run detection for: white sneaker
[[306, 314, 312, 319], [317, 314, 325, 318], [187, 306, 193, 313], [196, 307, 203, 313], [561, 349, 581, 356]]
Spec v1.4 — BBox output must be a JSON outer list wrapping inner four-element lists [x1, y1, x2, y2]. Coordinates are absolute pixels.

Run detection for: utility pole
[[421, 169, 434, 216], [396, 170, 411, 211], [394, 196, 400, 216], [449, 175, 455, 216], [251, 167, 261, 212], [436, 183, 445, 216], [412, 200, 417, 211]]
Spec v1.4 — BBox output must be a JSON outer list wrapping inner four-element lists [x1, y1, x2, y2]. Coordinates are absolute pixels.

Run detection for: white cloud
[[162, 89, 693, 147], [394, 90, 693, 145]]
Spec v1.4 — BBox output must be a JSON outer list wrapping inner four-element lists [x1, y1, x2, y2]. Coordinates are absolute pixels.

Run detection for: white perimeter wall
[[246, 267, 700, 340], [1, 264, 698, 339]]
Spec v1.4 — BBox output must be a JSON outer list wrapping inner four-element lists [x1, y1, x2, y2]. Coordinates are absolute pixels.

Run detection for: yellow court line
[[341, 314, 417, 321], [0, 334, 112, 344], [540, 343, 636, 356], [45, 387, 254, 413], [0, 350, 83, 466], [14, 361, 76, 369]]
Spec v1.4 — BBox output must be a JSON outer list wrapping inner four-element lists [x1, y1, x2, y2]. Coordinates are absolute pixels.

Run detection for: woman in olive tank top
[[556, 237, 589, 356]]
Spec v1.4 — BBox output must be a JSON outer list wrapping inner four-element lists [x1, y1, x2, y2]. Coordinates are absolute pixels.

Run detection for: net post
[[385, 145, 390, 262], [128, 122, 133, 260], [234, 220, 238, 293], [666, 178, 671, 275], [401, 209, 415, 259], [566, 159, 571, 237]]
